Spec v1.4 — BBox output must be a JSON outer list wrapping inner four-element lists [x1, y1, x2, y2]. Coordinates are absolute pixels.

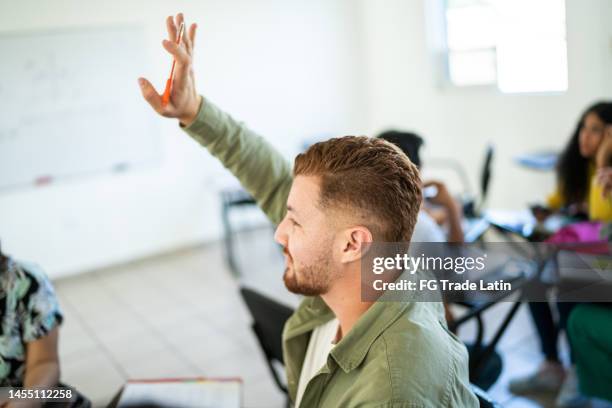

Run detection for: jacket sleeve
[[182, 98, 293, 225]]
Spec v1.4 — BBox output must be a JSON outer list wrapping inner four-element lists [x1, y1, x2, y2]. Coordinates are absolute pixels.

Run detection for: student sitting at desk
[[138, 14, 478, 407], [377, 131, 465, 244], [0, 244, 63, 407], [510, 102, 612, 407], [542, 102, 612, 222], [377, 131, 465, 326]]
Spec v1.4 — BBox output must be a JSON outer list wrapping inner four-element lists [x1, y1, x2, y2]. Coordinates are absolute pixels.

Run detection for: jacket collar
[[329, 299, 410, 373], [285, 291, 413, 374]]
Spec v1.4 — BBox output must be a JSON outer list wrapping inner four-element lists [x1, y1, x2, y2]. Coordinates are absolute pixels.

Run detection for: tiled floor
[[54, 226, 571, 407]]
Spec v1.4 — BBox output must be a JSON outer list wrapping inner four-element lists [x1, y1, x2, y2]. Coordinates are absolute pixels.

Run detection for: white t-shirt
[[295, 318, 339, 408]]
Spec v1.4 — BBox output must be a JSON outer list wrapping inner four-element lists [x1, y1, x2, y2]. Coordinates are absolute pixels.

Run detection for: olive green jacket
[[183, 99, 478, 408]]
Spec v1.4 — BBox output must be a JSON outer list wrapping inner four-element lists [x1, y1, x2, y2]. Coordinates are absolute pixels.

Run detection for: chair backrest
[[480, 145, 494, 208], [240, 287, 295, 397], [470, 383, 501, 408], [240, 287, 294, 364]]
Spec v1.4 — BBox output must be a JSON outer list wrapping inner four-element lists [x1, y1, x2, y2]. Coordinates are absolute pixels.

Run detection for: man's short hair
[[293, 136, 422, 242]]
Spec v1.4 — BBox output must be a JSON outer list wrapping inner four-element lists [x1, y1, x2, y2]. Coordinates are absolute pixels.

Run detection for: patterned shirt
[[0, 258, 63, 386]]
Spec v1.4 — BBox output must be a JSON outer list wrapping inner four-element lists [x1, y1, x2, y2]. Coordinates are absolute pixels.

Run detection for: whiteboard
[[0, 26, 161, 190]]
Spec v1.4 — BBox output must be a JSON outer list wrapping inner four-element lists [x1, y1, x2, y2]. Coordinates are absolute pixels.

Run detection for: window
[[444, 0, 568, 93]]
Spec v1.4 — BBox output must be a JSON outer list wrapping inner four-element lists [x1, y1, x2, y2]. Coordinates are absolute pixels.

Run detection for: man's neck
[[320, 269, 373, 341]]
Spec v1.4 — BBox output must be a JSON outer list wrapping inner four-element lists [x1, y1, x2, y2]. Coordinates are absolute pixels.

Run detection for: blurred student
[[0, 244, 63, 408], [541, 102, 612, 221], [377, 131, 464, 244], [139, 14, 477, 407], [510, 102, 612, 407], [378, 131, 464, 326]]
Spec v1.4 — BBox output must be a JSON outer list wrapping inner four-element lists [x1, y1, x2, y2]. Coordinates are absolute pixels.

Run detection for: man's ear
[[339, 227, 373, 264]]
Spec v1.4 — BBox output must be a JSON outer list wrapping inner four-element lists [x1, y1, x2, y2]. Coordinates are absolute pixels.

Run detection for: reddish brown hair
[[293, 136, 422, 242]]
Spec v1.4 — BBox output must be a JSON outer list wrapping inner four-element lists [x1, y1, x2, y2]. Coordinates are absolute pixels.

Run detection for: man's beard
[[283, 250, 333, 296]]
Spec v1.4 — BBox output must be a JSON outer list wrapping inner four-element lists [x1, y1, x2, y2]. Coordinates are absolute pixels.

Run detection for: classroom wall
[[0, 0, 368, 278], [358, 0, 612, 210]]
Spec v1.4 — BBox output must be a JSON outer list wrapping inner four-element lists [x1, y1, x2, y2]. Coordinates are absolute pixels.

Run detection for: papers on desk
[[117, 378, 241, 408], [484, 209, 536, 236], [484, 209, 568, 237], [514, 151, 558, 171]]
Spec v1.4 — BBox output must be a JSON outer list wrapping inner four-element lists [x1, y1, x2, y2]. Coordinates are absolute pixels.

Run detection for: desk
[[555, 247, 612, 302]]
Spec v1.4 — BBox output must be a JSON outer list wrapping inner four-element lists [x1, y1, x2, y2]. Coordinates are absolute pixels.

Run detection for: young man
[[139, 14, 478, 407]]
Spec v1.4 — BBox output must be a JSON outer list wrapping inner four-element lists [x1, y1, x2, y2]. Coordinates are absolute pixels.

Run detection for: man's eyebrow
[[286, 205, 299, 215]]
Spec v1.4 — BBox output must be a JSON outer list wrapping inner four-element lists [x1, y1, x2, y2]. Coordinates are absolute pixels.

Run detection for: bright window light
[[449, 49, 497, 86], [444, 0, 568, 93]]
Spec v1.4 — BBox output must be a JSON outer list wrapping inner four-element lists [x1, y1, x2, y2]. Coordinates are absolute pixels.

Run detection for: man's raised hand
[[138, 13, 202, 126]]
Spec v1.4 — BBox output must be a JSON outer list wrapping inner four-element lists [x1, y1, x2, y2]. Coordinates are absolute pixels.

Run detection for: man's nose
[[274, 217, 288, 247]]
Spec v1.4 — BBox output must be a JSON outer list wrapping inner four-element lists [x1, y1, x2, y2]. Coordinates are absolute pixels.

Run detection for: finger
[[175, 13, 185, 32], [163, 40, 191, 90], [189, 23, 197, 51], [162, 39, 190, 65], [138, 77, 164, 114], [184, 23, 197, 54], [166, 15, 177, 42]]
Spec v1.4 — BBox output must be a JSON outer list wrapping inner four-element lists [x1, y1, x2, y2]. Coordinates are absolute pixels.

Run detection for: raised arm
[[423, 180, 464, 243], [596, 125, 612, 198], [138, 13, 292, 225]]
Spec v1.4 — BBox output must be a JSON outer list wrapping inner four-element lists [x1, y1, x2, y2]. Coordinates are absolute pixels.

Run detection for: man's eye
[[289, 218, 300, 227]]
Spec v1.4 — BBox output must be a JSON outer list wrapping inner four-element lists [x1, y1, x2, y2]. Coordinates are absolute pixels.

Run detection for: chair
[[461, 145, 495, 243], [220, 189, 258, 276], [463, 144, 495, 218], [479, 144, 494, 213], [239, 287, 293, 401], [449, 262, 532, 390]]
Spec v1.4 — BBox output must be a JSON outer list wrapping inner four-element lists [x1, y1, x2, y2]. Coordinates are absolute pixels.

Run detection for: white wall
[[0, 0, 368, 278], [358, 0, 612, 209]]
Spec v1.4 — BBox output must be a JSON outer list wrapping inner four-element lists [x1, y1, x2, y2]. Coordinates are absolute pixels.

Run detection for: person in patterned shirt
[[0, 244, 63, 407]]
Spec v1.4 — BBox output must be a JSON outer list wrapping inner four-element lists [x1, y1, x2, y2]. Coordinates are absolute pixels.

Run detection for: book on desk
[[116, 377, 241, 408]]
